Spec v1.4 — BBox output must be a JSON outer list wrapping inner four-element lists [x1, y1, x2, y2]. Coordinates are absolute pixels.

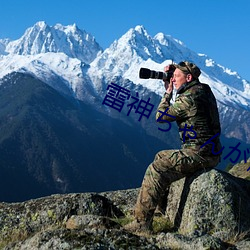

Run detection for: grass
[[0, 228, 29, 249], [113, 214, 174, 235], [225, 230, 250, 245], [152, 216, 174, 234], [112, 216, 134, 227]]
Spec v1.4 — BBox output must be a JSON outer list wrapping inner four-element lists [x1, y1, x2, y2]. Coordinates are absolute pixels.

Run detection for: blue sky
[[1, 0, 250, 81]]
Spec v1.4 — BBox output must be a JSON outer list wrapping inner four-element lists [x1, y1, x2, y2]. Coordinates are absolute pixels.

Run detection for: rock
[[65, 214, 120, 230], [1, 169, 250, 249], [229, 161, 250, 180], [235, 240, 250, 250], [101, 188, 140, 215], [0, 193, 124, 248], [3, 228, 162, 250], [165, 169, 250, 241], [156, 232, 228, 250]]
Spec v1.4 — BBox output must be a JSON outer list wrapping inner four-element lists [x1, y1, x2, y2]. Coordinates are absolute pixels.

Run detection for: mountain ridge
[[1, 22, 249, 109], [0, 22, 250, 201], [3, 21, 102, 64], [88, 24, 250, 109], [0, 72, 170, 202], [1, 22, 250, 145]]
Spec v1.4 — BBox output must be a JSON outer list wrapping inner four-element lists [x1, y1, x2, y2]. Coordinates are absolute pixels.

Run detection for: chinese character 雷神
[[103, 83, 155, 122]]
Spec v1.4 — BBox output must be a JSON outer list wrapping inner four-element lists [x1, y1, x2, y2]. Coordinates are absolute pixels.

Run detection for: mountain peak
[[34, 21, 48, 29], [5, 21, 102, 64], [125, 25, 151, 41], [54, 23, 79, 33], [134, 25, 147, 34], [154, 32, 185, 48]]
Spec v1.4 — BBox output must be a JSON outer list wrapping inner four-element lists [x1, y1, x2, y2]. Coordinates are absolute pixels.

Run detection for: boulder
[[165, 169, 250, 241], [1, 169, 250, 249], [156, 232, 227, 250], [229, 161, 250, 180], [0, 193, 124, 248]]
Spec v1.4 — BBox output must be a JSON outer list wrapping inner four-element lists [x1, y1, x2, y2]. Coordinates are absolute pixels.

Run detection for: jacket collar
[[176, 79, 200, 95]]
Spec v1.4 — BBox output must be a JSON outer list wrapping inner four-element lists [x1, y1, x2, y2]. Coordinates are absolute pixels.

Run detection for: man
[[124, 61, 222, 233]]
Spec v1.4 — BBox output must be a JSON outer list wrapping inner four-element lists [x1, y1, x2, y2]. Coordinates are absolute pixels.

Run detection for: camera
[[139, 65, 176, 82]]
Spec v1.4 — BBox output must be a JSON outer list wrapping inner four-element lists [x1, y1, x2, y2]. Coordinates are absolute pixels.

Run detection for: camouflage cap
[[176, 61, 201, 79]]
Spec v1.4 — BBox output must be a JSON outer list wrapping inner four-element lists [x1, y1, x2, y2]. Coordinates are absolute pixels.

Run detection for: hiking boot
[[124, 219, 152, 233]]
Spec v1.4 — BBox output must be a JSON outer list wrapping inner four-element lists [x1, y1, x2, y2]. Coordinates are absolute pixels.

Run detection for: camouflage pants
[[134, 149, 220, 222]]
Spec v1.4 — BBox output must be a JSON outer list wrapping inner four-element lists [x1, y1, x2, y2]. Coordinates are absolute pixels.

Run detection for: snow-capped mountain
[[0, 22, 103, 101], [0, 52, 98, 101], [0, 22, 250, 144], [3, 21, 102, 64], [0, 39, 9, 55], [0, 22, 250, 200], [87, 25, 250, 144], [89, 25, 250, 110], [1, 22, 249, 109]]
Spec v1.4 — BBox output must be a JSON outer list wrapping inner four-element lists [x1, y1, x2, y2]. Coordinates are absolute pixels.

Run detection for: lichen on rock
[[165, 169, 250, 241], [1, 168, 250, 249]]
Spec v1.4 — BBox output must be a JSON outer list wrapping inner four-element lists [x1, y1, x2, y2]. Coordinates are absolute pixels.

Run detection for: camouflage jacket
[[156, 80, 222, 156]]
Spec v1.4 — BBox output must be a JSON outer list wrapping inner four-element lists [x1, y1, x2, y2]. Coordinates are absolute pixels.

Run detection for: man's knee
[[154, 150, 175, 161]]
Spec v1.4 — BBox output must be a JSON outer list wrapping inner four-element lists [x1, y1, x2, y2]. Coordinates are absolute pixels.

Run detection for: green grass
[[112, 216, 134, 227], [152, 216, 174, 234], [113, 214, 174, 234]]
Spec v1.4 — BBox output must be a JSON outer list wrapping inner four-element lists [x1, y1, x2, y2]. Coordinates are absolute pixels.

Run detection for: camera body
[[139, 65, 176, 82]]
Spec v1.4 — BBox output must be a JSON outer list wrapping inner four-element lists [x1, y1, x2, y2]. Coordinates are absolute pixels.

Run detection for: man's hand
[[163, 65, 173, 94]]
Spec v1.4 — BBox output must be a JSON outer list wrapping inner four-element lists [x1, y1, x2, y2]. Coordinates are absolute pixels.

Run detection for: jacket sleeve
[[156, 92, 195, 122]]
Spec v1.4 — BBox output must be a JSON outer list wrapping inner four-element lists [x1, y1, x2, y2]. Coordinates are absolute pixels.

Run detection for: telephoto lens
[[139, 68, 167, 80], [139, 65, 176, 82]]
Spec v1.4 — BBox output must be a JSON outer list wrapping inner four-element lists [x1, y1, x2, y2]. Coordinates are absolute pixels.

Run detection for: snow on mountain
[[0, 22, 104, 102], [88, 26, 167, 88], [0, 22, 250, 112], [0, 52, 99, 102], [87, 25, 250, 145], [88, 25, 250, 111], [0, 22, 250, 146], [0, 39, 9, 55], [5, 21, 102, 64]]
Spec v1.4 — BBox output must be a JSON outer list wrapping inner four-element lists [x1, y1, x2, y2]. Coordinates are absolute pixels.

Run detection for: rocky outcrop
[[229, 159, 250, 180], [165, 169, 250, 240], [1, 169, 250, 249]]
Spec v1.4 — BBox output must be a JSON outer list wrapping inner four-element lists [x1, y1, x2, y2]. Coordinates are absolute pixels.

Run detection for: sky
[[0, 0, 250, 81]]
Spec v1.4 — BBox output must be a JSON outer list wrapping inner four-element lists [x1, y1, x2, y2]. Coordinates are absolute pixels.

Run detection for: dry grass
[[225, 230, 250, 245]]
